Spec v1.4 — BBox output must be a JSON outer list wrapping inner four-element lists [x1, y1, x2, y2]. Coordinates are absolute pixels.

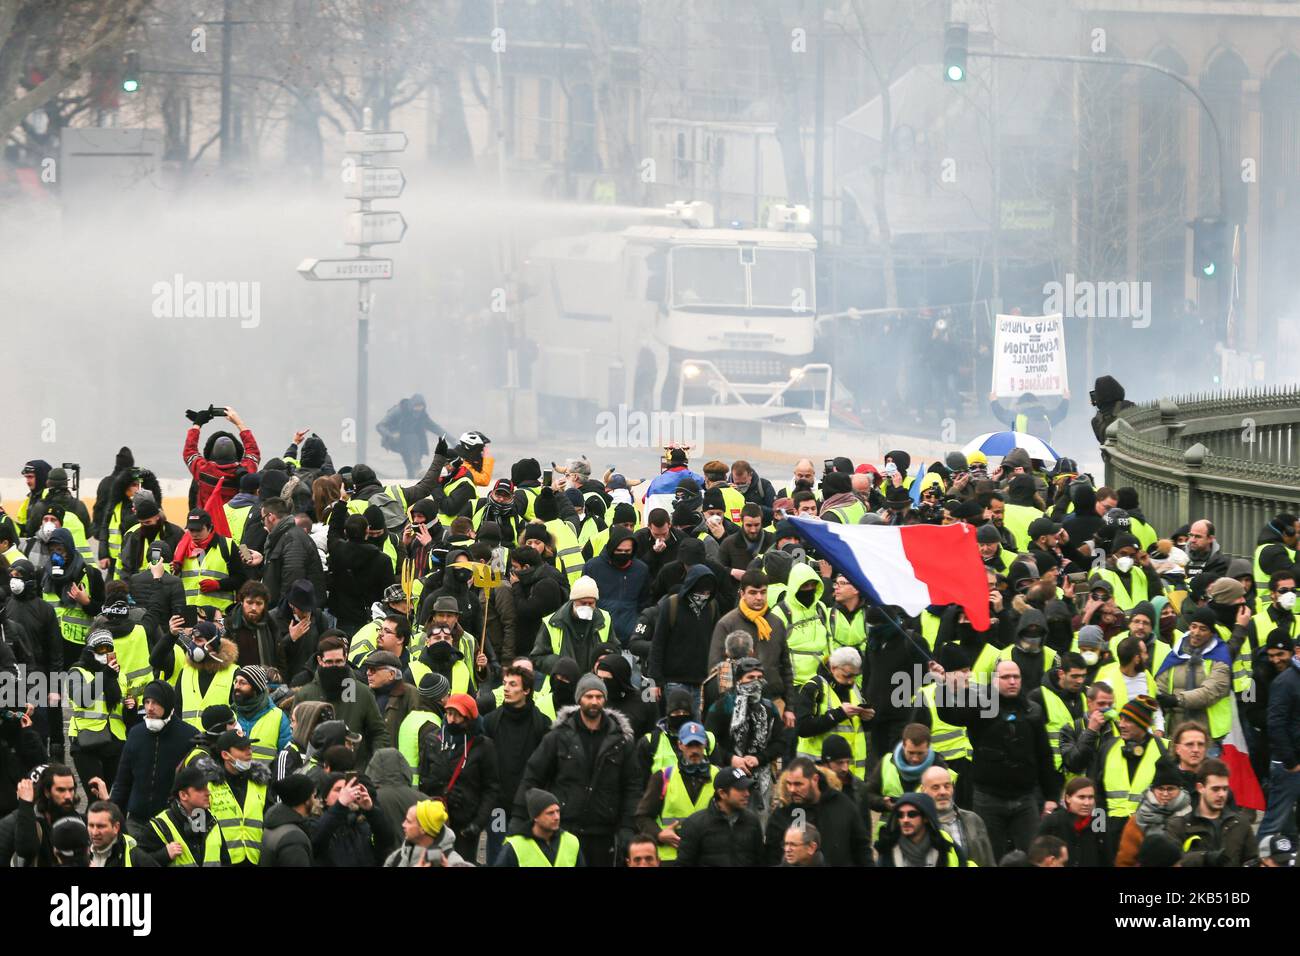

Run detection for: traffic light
[[122, 51, 140, 93], [1191, 218, 1227, 279], [944, 22, 968, 82]]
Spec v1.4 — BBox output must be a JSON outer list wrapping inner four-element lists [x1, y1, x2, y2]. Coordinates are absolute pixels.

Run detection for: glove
[[435, 435, 450, 458], [186, 407, 216, 427], [139, 469, 155, 482], [1156, 693, 1179, 711], [198, 579, 220, 594]]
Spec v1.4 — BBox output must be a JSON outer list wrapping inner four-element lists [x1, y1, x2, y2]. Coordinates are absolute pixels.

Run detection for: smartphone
[[823, 459, 835, 473], [238, 543, 252, 561], [181, 606, 199, 628], [148, 547, 163, 565], [1066, 572, 1087, 584], [542, 469, 553, 486]]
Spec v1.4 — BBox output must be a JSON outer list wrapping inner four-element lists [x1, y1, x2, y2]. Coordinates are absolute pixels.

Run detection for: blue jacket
[[236, 698, 293, 753], [109, 715, 196, 820], [581, 527, 650, 644], [1267, 661, 1300, 768], [646, 467, 705, 497]]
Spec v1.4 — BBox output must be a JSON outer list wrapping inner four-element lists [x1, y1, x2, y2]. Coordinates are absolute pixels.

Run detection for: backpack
[[367, 487, 408, 533]]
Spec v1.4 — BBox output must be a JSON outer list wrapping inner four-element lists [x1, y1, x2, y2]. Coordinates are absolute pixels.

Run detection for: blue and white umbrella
[[963, 431, 1061, 463]]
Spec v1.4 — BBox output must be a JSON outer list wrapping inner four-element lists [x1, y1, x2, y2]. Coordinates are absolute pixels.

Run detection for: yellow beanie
[[415, 799, 448, 837]]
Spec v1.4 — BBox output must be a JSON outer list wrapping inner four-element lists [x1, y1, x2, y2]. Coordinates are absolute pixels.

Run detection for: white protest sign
[[991, 313, 1068, 398]]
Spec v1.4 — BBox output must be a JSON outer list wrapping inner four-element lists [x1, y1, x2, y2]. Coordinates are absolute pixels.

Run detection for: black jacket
[[109, 715, 196, 821], [649, 565, 719, 685], [675, 801, 765, 866], [137, 802, 233, 867], [325, 503, 395, 632], [482, 699, 552, 811], [512, 705, 641, 837], [0, 721, 47, 818], [512, 567, 567, 656], [764, 774, 873, 866], [1267, 663, 1300, 768], [260, 802, 314, 866], [309, 797, 397, 867], [938, 691, 1062, 801], [719, 529, 774, 572], [0, 592, 60, 675], [262, 517, 326, 607], [418, 720, 500, 838], [1037, 806, 1112, 867]]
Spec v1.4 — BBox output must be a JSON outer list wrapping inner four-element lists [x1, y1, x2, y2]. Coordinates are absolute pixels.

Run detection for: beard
[[580, 703, 603, 722]]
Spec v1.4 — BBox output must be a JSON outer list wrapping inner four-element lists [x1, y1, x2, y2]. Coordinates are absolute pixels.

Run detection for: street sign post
[[344, 211, 407, 246], [297, 257, 394, 280], [298, 111, 407, 462]]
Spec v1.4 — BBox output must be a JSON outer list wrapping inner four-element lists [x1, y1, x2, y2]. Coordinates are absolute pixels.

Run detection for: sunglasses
[[896, 810, 922, 820]]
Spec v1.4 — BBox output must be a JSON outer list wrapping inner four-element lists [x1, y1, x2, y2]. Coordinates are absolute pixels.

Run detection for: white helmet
[[458, 431, 489, 449]]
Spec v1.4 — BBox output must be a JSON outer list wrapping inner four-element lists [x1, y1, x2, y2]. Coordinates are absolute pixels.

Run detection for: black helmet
[[1102, 507, 1131, 529]]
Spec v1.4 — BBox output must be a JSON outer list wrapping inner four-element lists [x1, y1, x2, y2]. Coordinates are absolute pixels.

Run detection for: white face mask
[[37, 522, 55, 541], [232, 758, 253, 773], [94, 653, 109, 665], [1080, 650, 1100, 667], [8, 578, 23, 595], [1280, 591, 1298, 611], [1115, 556, 1135, 573], [144, 716, 166, 732], [573, 604, 595, 621]]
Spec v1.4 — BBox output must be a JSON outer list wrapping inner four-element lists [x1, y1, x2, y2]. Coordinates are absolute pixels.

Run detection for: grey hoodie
[[368, 747, 424, 838], [383, 824, 464, 867]]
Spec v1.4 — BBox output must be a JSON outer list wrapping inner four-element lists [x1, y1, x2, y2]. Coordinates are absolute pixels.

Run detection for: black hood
[[24, 460, 51, 496], [202, 430, 244, 461], [299, 436, 328, 469], [1092, 375, 1126, 406], [677, 563, 717, 598], [113, 447, 135, 472], [603, 525, 636, 560], [511, 458, 542, 485]]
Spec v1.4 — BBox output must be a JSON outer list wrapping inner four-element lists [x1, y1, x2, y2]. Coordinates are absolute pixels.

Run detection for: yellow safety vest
[[409, 634, 479, 694], [246, 707, 284, 765], [398, 709, 443, 785], [106, 502, 127, 563], [825, 501, 867, 525], [207, 777, 267, 864], [774, 597, 830, 688], [827, 605, 867, 654], [437, 476, 476, 526], [1002, 503, 1043, 552], [505, 830, 581, 867], [1091, 567, 1149, 611], [224, 503, 253, 547], [492, 685, 556, 721], [1100, 735, 1167, 816], [1254, 541, 1297, 589], [915, 683, 972, 762], [150, 810, 225, 867], [1094, 662, 1155, 714], [797, 676, 868, 779], [61, 510, 95, 565], [180, 537, 233, 610], [43, 572, 96, 646], [880, 752, 958, 798], [657, 764, 717, 862], [646, 726, 716, 774], [545, 519, 585, 586], [1039, 684, 1085, 771], [113, 624, 155, 699], [1105, 632, 1173, 675], [544, 610, 613, 661], [347, 620, 382, 667], [68, 665, 126, 745], [1154, 655, 1232, 739], [919, 610, 942, 651], [1130, 518, 1159, 553], [718, 487, 746, 523], [179, 664, 236, 728]]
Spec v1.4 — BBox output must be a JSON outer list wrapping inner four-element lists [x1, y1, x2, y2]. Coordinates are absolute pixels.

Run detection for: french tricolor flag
[[791, 518, 991, 632]]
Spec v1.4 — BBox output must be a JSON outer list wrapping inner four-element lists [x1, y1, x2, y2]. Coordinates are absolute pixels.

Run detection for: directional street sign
[[344, 166, 405, 200], [344, 130, 408, 153], [344, 210, 407, 246], [297, 257, 393, 281]]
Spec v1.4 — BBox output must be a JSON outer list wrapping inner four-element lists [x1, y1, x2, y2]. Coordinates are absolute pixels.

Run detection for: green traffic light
[[122, 78, 139, 93], [1202, 262, 1215, 277], [946, 64, 965, 82]]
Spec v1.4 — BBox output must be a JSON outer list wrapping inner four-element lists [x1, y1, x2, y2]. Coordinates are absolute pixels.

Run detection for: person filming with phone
[[182, 405, 261, 508]]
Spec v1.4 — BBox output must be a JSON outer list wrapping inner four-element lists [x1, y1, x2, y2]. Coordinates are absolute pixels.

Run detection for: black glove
[[185, 407, 214, 427], [435, 435, 450, 458], [1156, 693, 1179, 711]]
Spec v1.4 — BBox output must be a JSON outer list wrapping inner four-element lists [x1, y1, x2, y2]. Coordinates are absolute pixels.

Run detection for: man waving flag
[[790, 517, 991, 632]]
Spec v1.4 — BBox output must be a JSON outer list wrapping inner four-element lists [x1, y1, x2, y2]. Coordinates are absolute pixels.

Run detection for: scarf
[[234, 690, 268, 720], [730, 682, 771, 759], [935, 806, 964, 847], [898, 829, 934, 867], [1155, 634, 1231, 679], [739, 600, 772, 641], [1133, 788, 1191, 833], [893, 743, 937, 783]]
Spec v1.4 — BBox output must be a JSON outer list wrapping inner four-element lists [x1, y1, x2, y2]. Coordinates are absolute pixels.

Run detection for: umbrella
[[963, 431, 1060, 463]]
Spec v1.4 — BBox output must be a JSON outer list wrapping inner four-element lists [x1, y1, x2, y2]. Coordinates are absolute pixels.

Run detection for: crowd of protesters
[[0, 382, 1296, 869]]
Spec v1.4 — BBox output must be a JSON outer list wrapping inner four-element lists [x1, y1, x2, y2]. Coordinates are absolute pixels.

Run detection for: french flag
[[790, 518, 991, 632]]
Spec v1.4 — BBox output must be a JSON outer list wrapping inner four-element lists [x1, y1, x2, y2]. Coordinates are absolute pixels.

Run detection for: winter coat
[[937, 691, 1062, 802], [262, 516, 326, 607], [137, 802, 233, 867], [708, 606, 794, 704], [484, 583, 518, 664], [874, 792, 969, 867], [674, 801, 765, 867], [325, 502, 395, 632], [0, 722, 46, 818], [309, 799, 396, 867], [704, 690, 788, 770], [529, 602, 616, 676], [384, 827, 464, 867], [260, 802, 314, 866], [184, 427, 261, 508], [512, 705, 640, 837], [109, 714, 197, 821], [1037, 806, 1112, 867], [223, 602, 280, 672], [374, 679, 421, 748], [512, 565, 568, 649], [291, 673, 390, 769], [1, 591, 61, 675], [1267, 662, 1300, 768], [719, 529, 774, 572], [580, 527, 650, 643], [1165, 808, 1259, 867], [764, 771, 873, 866], [649, 564, 720, 685], [418, 720, 499, 840], [270, 607, 334, 683], [482, 698, 552, 811], [633, 527, 684, 580], [368, 747, 425, 839]]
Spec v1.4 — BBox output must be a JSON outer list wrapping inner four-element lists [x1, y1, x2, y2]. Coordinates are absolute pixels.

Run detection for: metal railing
[[1101, 387, 1300, 559]]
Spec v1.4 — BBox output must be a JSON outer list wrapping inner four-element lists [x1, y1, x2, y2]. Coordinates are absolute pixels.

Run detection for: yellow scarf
[[739, 600, 772, 641]]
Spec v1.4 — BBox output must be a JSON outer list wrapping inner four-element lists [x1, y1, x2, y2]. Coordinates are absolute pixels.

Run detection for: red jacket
[[183, 426, 261, 507]]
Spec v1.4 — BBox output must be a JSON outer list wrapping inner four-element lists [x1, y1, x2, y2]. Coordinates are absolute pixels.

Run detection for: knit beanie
[[574, 673, 607, 700], [1120, 694, 1157, 732], [525, 788, 560, 820], [415, 799, 449, 837]]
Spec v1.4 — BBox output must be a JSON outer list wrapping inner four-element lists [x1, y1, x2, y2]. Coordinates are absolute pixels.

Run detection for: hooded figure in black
[[650, 535, 735, 609], [874, 791, 968, 867], [1061, 484, 1103, 569], [376, 393, 445, 478], [26, 468, 92, 539], [1004, 607, 1051, 693], [648, 564, 718, 704], [19, 459, 51, 526], [91, 447, 134, 544], [593, 652, 655, 737], [1090, 375, 1136, 442]]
